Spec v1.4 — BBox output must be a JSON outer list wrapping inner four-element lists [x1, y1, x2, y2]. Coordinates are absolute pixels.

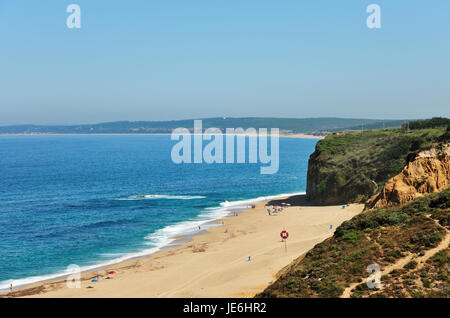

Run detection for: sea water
[[0, 135, 317, 289]]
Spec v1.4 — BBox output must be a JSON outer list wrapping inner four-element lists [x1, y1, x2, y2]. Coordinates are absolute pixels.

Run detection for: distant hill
[[0, 117, 404, 135]]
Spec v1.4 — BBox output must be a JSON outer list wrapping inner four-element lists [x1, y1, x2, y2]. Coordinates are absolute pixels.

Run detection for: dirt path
[[341, 221, 449, 298]]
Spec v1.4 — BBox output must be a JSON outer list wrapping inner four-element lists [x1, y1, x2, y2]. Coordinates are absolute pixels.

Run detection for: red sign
[[280, 230, 289, 240]]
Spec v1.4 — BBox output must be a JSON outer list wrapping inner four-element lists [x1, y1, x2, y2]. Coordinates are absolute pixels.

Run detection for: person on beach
[[10, 283, 12, 292]]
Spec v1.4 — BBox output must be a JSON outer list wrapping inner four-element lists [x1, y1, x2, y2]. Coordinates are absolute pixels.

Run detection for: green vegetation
[[257, 189, 450, 298], [403, 117, 450, 130], [364, 247, 450, 298], [306, 125, 447, 205]]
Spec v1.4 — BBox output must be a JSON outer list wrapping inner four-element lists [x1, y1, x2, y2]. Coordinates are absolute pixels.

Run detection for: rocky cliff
[[365, 144, 450, 209], [306, 149, 377, 205], [305, 127, 447, 205]]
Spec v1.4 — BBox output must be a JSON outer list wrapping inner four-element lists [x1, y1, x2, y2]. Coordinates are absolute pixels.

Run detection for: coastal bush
[[342, 231, 364, 244], [404, 260, 418, 270], [387, 212, 409, 225], [428, 250, 450, 267], [422, 279, 431, 288], [404, 117, 450, 130], [283, 279, 301, 290]]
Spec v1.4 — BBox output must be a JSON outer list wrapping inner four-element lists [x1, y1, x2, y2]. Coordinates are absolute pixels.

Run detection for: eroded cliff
[[365, 144, 450, 209], [305, 127, 446, 205]]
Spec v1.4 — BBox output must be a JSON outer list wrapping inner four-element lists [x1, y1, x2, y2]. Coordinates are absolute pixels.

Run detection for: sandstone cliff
[[305, 128, 446, 205], [365, 144, 450, 209]]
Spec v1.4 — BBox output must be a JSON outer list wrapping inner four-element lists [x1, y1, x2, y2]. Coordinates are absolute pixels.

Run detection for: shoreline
[[1, 195, 362, 298], [0, 192, 303, 293]]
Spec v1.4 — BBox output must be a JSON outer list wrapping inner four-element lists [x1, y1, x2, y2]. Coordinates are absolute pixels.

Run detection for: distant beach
[[3, 196, 362, 298]]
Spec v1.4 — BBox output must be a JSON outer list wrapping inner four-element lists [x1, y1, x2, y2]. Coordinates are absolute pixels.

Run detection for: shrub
[[422, 279, 431, 288], [428, 250, 450, 267], [342, 231, 364, 244], [404, 260, 417, 269]]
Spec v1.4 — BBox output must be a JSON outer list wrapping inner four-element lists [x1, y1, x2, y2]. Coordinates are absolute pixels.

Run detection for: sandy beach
[[3, 196, 362, 298]]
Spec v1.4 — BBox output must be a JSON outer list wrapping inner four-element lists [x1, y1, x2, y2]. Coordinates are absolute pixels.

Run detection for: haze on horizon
[[0, 1, 449, 125]]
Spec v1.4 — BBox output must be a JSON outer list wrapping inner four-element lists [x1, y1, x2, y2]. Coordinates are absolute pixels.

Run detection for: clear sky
[[1, 0, 449, 125]]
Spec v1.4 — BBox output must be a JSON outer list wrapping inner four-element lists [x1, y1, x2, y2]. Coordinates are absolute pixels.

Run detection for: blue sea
[[0, 135, 317, 289]]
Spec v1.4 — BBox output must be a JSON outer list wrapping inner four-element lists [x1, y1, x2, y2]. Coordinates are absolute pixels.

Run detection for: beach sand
[[5, 197, 361, 298]]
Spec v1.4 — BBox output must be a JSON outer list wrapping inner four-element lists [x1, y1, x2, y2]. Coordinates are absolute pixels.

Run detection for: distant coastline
[[0, 117, 404, 136], [0, 132, 324, 139]]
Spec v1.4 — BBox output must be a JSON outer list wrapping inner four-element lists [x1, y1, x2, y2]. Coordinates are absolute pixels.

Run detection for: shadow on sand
[[267, 194, 315, 207]]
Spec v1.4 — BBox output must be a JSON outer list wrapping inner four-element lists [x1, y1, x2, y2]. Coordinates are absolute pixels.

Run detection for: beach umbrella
[[108, 271, 116, 274]]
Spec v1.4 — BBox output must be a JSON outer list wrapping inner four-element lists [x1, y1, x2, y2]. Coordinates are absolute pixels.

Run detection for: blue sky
[[0, 1, 449, 124]]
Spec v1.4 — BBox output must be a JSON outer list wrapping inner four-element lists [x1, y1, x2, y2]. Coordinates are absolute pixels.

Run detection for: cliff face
[[306, 150, 376, 205], [305, 127, 447, 205], [365, 144, 450, 209]]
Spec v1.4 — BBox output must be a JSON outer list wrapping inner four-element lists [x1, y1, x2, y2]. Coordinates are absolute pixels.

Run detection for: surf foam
[[118, 194, 206, 201]]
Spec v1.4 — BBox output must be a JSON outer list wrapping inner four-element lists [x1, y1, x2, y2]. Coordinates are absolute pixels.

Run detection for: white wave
[[0, 191, 304, 291], [144, 209, 230, 242], [0, 243, 171, 291], [118, 194, 206, 201], [220, 192, 305, 208]]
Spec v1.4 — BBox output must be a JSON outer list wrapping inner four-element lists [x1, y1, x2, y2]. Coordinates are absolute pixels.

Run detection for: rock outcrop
[[305, 126, 448, 206], [365, 144, 450, 209]]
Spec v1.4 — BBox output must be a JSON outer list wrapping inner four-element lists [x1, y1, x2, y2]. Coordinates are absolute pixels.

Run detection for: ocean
[[0, 135, 317, 289]]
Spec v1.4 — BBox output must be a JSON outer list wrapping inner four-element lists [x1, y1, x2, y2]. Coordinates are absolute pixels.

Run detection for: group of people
[[86, 270, 117, 289], [266, 203, 290, 216]]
